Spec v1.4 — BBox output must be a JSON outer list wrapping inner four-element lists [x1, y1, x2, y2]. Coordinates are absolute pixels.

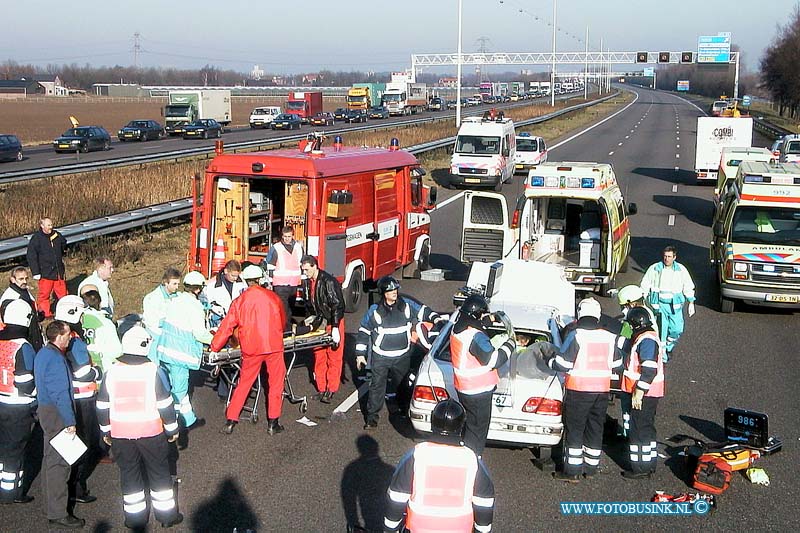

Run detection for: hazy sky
[[3, 0, 795, 74]]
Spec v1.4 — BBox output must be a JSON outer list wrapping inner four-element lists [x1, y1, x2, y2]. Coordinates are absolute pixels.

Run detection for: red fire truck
[[189, 138, 437, 311]]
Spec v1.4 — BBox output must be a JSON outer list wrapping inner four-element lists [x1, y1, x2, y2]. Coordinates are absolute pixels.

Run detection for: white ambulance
[[711, 161, 800, 312], [461, 162, 637, 295], [450, 111, 516, 191]]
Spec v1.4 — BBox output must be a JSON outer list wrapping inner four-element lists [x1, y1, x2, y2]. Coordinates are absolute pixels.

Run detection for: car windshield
[[383, 93, 403, 103], [286, 101, 305, 110], [276, 114, 292, 120], [164, 105, 191, 117], [252, 109, 270, 115], [63, 128, 89, 137], [517, 138, 540, 152], [730, 206, 800, 245], [456, 135, 501, 155], [347, 96, 367, 104], [127, 121, 148, 128], [785, 140, 800, 155], [187, 121, 204, 127]]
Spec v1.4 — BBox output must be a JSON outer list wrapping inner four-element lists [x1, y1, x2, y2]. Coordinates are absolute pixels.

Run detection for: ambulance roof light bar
[[528, 175, 597, 189], [743, 174, 800, 185]]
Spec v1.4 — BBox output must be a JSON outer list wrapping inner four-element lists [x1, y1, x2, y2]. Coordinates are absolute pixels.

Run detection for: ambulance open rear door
[[461, 191, 516, 263]]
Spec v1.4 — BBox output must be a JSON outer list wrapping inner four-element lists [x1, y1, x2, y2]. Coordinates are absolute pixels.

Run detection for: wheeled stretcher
[[203, 329, 333, 423]]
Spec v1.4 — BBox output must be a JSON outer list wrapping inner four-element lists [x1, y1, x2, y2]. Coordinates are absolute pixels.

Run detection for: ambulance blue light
[[581, 178, 596, 188], [743, 175, 764, 183], [519, 132, 531, 137], [530, 176, 545, 187]]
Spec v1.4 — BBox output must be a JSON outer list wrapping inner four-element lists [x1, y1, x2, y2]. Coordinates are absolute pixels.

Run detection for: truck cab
[[714, 147, 774, 213], [449, 112, 516, 190], [461, 162, 636, 295], [711, 161, 800, 312]]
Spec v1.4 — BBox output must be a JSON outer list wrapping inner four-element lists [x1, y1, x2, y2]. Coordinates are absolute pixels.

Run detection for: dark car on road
[[53, 126, 111, 153], [0, 134, 23, 162], [118, 120, 165, 142], [368, 107, 389, 119], [271, 114, 302, 130], [344, 109, 368, 123], [182, 119, 223, 139], [310, 112, 335, 126], [333, 108, 349, 121]]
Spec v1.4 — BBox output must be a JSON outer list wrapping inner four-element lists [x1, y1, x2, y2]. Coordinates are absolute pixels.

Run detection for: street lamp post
[[456, 0, 463, 128], [550, 0, 557, 107]]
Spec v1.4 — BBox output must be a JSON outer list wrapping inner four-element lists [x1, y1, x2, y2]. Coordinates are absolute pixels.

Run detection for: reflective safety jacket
[[142, 285, 179, 337], [0, 328, 36, 405], [203, 272, 246, 316], [640, 261, 696, 312], [150, 292, 212, 369], [551, 317, 623, 393], [66, 332, 101, 400], [622, 330, 664, 398], [81, 308, 122, 371], [269, 241, 303, 287], [384, 441, 495, 533], [96, 354, 178, 439], [450, 323, 513, 396], [355, 298, 430, 359]]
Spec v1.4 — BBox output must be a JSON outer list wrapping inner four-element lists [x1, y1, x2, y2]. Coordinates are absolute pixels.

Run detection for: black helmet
[[431, 399, 466, 438], [460, 294, 489, 320], [627, 307, 653, 332], [377, 276, 401, 294]]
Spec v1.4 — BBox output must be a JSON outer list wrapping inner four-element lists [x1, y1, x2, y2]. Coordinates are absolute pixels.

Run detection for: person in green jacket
[[142, 268, 181, 338], [80, 289, 122, 371]]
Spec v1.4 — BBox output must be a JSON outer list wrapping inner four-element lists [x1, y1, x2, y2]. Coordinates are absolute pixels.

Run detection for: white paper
[[50, 428, 87, 465], [296, 416, 318, 427]]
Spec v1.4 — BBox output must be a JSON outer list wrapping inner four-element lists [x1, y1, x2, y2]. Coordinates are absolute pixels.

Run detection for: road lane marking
[[618, 142, 623, 146], [677, 144, 680, 148], [431, 191, 465, 211], [675, 166, 679, 170], [672, 184, 678, 193], [49, 156, 74, 161], [676, 154, 680, 158], [668, 215, 675, 226], [608, 151, 614, 156], [625, 135, 629, 139], [667, 93, 708, 115], [332, 382, 370, 415]]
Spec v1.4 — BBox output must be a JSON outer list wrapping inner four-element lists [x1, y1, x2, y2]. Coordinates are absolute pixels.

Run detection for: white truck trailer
[[694, 117, 754, 183], [163, 90, 232, 135]]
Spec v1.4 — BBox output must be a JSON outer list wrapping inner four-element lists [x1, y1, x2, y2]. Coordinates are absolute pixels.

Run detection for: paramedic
[[262, 226, 304, 329]]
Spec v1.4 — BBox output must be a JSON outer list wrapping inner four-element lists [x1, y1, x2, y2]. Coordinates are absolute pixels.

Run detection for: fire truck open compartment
[[212, 176, 309, 262]]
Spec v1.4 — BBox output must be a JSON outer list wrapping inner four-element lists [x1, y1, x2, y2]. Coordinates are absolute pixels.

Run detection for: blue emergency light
[[581, 178, 596, 188], [519, 132, 531, 137], [744, 175, 767, 183], [530, 176, 545, 187]]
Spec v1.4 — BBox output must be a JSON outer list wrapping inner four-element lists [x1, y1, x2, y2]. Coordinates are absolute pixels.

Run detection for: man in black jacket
[[300, 255, 345, 403], [26, 218, 67, 319], [0, 267, 44, 351]]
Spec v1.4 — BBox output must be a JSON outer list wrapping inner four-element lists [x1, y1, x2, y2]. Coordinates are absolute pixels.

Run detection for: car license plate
[[58, 144, 69, 148], [515, 164, 524, 169], [465, 178, 481, 184], [493, 393, 512, 407], [766, 294, 799, 303]]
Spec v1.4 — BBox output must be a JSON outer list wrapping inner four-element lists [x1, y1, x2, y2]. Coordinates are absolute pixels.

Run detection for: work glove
[[632, 388, 645, 410], [103, 435, 112, 447], [356, 355, 367, 370], [33, 275, 41, 280], [168, 434, 179, 443], [331, 327, 341, 347], [687, 303, 696, 317]]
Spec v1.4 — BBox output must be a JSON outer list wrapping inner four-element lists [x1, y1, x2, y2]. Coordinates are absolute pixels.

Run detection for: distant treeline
[[653, 45, 760, 100], [760, 5, 800, 118]]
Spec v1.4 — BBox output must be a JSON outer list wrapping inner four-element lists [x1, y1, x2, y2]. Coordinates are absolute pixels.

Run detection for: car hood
[[55, 135, 88, 141]]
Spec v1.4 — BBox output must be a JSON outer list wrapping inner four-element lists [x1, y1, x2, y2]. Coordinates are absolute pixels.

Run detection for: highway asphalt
[[5, 85, 796, 532]]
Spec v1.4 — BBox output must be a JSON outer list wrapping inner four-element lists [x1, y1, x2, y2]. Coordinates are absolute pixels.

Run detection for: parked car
[[333, 108, 349, 121], [779, 134, 800, 163], [0, 134, 23, 162], [343, 109, 368, 123], [118, 119, 165, 142], [182, 119, 223, 139], [270, 114, 302, 130], [53, 126, 111, 153], [367, 107, 389, 119], [770, 136, 785, 159], [310, 112, 335, 126]]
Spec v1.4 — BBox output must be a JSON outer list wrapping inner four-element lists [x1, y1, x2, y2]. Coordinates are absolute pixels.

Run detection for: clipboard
[[50, 428, 87, 465]]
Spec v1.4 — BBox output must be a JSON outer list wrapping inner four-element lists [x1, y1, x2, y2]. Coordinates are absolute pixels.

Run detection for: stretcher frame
[[203, 330, 333, 423]]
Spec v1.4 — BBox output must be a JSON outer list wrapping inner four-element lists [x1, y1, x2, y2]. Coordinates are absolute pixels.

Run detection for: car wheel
[[139, 134, 146, 142], [344, 268, 363, 313], [81, 144, 89, 153], [216, 129, 222, 138], [203, 131, 208, 139], [104, 140, 111, 150], [16, 150, 23, 161]]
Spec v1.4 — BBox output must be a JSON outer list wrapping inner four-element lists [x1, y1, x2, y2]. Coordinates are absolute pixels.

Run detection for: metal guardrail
[[752, 117, 794, 140], [0, 91, 618, 263]]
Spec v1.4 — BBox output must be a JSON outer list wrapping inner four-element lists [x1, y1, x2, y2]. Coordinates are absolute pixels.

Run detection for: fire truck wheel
[[344, 268, 364, 313]]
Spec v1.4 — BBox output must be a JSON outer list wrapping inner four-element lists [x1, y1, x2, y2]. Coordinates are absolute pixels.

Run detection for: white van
[[249, 106, 282, 129], [450, 111, 516, 191]]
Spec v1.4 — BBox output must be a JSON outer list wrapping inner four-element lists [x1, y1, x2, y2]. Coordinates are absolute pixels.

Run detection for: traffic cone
[[211, 239, 228, 273]]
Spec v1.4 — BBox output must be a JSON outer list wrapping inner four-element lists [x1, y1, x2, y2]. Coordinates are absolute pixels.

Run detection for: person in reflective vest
[[96, 326, 182, 529], [0, 300, 37, 505], [80, 289, 123, 371], [142, 268, 182, 338], [55, 295, 102, 505], [384, 399, 495, 533], [262, 226, 304, 329], [620, 307, 664, 480], [356, 277, 435, 428], [450, 295, 515, 456], [640, 246, 696, 361], [203, 259, 246, 328], [546, 297, 623, 482], [150, 271, 213, 431], [0, 266, 44, 351]]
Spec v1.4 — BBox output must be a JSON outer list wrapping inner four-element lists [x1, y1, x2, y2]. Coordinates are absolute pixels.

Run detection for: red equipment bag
[[693, 456, 732, 495]]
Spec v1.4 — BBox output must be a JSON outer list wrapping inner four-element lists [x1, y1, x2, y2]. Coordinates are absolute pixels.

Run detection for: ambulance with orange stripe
[[449, 111, 516, 190], [711, 161, 800, 313], [461, 162, 637, 295]]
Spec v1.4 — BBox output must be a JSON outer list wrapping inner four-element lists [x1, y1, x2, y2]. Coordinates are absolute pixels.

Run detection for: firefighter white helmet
[[2, 299, 33, 328], [577, 297, 602, 319], [54, 295, 86, 324], [121, 326, 152, 356], [241, 264, 264, 281], [183, 271, 206, 286]]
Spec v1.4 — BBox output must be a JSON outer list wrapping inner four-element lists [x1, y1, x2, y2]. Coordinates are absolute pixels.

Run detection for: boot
[[267, 419, 284, 435], [160, 512, 184, 528], [220, 420, 237, 435]]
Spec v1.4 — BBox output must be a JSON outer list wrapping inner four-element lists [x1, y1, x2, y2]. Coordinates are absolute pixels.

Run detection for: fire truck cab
[[189, 140, 437, 312]]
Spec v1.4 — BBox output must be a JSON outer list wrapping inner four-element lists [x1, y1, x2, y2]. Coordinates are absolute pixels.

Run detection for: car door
[[373, 170, 401, 275], [461, 191, 515, 263]]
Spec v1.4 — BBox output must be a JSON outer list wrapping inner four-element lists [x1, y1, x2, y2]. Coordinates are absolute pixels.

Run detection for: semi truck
[[512, 81, 526, 96], [286, 91, 323, 124], [479, 82, 501, 102], [694, 117, 754, 183], [347, 83, 386, 110], [163, 90, 232, 136], [540, 81, 551, 95], [384, 72, 428, 116], [529, 81, 541, 94]]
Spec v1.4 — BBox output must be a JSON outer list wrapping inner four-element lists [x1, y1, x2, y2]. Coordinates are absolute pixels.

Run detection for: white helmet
[[241, 264, 264, 281], [54, 295, 86, 324], [577, 297, 602, 320], [121, 326, 152, 356], [183, 271, 206, 286], [2, 299, 33, 328]]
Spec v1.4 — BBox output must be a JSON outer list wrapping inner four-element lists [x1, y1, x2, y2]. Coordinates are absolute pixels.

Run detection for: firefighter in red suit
[[212, 265, 287, 435]]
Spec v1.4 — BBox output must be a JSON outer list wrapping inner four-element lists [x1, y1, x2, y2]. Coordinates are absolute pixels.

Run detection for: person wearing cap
[[545, 297, 623, 483], [0, 300, 38, 505], [211, 264, 287, 436], [80, 290, 123, 371], [34, 320, 85, 529], [55, 295, 102, 505], [203, 259, 246, 328], [356, 276, 433, 427], [142, 268, 182, 338], [299, 255, 345, 403], [26, 218, 68, 319], [383, 399, 495, 533], [0, 266, 44, 351], [450, 294, 515, 456], [150, 271, 213, 431], [96, 326, 182, 529], [261, 226, 304, 329], [77, 257, 115, 318]]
